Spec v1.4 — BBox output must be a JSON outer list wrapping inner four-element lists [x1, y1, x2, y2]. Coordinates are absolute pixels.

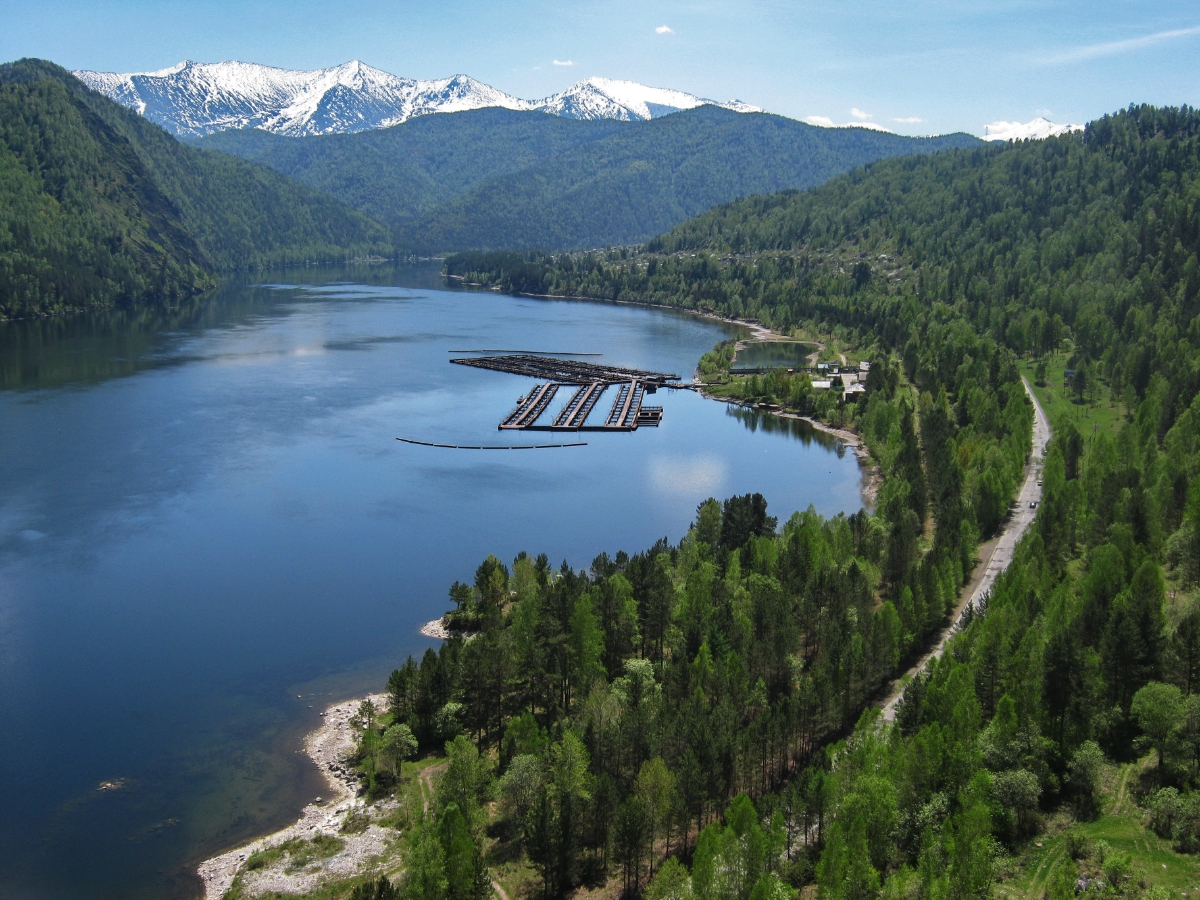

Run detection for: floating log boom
[[451, 354, 677, 386]]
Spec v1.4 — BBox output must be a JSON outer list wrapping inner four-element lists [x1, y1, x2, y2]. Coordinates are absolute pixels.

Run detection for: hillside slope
[[198, 106, 980, 252], [444, 105, 1200, 899], [196, 109, 628, 224], [453, 105, 1199, 403], [0, 59, 389, 319]]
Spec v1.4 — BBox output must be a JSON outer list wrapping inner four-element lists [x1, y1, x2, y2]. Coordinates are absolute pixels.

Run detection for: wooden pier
[[553, 382, 606, 428]]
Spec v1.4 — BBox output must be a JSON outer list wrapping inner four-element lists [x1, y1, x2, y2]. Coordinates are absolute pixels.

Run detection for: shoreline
[[446, 274, 882, 508], [420, 617, 450, 640], [195, 693, 387, 900], [693, 384, 880, 508], [444, 275, 773, 342], [451, 271, 881, 510]]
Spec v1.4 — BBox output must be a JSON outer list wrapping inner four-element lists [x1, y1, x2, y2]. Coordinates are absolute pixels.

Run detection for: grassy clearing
[[995, 758, 1200, 900], [486, 850, 538, 900], [1019, 356, 1126, 437]]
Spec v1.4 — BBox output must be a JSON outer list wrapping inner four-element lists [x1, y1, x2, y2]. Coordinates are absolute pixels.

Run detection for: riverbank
[[196, 694, 390, 900]]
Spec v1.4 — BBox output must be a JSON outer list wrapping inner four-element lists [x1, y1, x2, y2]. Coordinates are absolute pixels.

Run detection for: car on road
[[1029, 501, 1038, 508]]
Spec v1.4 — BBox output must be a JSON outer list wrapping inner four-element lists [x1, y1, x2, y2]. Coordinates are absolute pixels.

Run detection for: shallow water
[[0, 264, 863, 899]]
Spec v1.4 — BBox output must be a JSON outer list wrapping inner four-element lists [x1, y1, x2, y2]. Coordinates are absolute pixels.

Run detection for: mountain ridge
[[197, 104, 982, 252], [74, 59, 761, 137]]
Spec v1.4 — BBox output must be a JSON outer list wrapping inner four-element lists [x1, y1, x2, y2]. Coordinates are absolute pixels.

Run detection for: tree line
[[352, 300, 1036, 898], [408, 104, 1200, 899]]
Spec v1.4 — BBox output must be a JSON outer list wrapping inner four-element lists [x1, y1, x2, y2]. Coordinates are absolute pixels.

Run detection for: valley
[[0, 23, 1198, 900]]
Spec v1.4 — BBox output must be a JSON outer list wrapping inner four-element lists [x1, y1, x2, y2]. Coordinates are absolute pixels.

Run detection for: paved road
[[878, 377, 1051, 723]]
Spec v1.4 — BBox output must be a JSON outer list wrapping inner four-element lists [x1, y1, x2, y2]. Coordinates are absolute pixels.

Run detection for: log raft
[[455, 355, 672, 432]]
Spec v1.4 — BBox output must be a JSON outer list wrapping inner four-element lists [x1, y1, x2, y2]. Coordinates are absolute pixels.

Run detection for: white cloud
[[981, 118, 1084, 141], [806, 114, 893, 133], [1039, 24, 1200, 65], [850, 107, 871, 120], [656, 25, 674, 34], [648, 456, 726, 496], [893, 116, 923, 124], [552, 59, 574, 66]]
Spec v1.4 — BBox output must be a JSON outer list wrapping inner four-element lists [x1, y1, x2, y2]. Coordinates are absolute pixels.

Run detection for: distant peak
[[72, 59, 764, 135]]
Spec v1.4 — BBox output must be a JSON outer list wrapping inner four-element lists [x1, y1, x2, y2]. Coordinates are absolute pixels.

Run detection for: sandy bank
[[196, 693, 388, 900]]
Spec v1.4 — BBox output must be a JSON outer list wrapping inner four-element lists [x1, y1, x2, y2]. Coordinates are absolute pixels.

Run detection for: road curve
[[878, 377, 1051, 723]]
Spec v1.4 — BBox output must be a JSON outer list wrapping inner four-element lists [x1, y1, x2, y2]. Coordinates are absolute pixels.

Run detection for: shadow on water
[[725, 404, 846, 456]]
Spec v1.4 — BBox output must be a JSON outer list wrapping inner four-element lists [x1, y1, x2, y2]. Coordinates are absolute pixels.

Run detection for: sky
[[2, 0, 1198, 136]]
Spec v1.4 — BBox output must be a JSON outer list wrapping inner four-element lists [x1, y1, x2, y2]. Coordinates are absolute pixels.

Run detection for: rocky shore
[[420, 617, 450, 640], [196, 694, 389, 900]]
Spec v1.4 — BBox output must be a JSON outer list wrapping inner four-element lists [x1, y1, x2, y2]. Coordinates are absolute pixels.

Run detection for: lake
[[0, 264, 864, 900]]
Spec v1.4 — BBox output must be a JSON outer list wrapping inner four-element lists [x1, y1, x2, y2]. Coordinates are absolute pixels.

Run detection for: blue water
[[0, 265, 863, 899]]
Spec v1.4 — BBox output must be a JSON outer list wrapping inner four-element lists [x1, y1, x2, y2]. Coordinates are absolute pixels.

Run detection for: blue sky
[[3, 0, 1197, 136]]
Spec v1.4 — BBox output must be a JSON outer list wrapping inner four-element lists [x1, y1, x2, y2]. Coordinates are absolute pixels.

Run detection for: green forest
[[198, 105, 978, 254], [0, 59, 389, 319], [300, 104, 1200, 900]]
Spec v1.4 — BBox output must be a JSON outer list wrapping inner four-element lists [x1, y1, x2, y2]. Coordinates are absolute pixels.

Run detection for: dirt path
[[877, 378, 1050, 723], [418, 762, 446, 814], [416, 761, 509, 900]]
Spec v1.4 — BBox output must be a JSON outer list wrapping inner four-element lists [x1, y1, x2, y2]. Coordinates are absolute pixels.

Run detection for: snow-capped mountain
[[74, 60, 529, 136], [539, 77, 759, 122], [73, 60, 760, 137], [981, 117, 1083, 142]]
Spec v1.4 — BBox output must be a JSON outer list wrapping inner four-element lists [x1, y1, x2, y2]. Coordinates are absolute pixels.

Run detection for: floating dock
[[455, 355, 672, 432]]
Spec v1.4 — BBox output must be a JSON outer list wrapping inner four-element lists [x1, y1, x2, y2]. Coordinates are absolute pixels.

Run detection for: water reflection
[[0, 265, 863, 900], [730, 340, 816, 370], [0, 262, 440, 392], [725, 404, 846, 455]]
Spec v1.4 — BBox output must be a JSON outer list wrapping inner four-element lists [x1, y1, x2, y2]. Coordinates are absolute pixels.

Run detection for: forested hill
[[0, 59, 390, 319], [196, 105, 980, 253], [449, 105, 1200, 415], [421, 106, 1200, 899], [195, 108, 629, 227]]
